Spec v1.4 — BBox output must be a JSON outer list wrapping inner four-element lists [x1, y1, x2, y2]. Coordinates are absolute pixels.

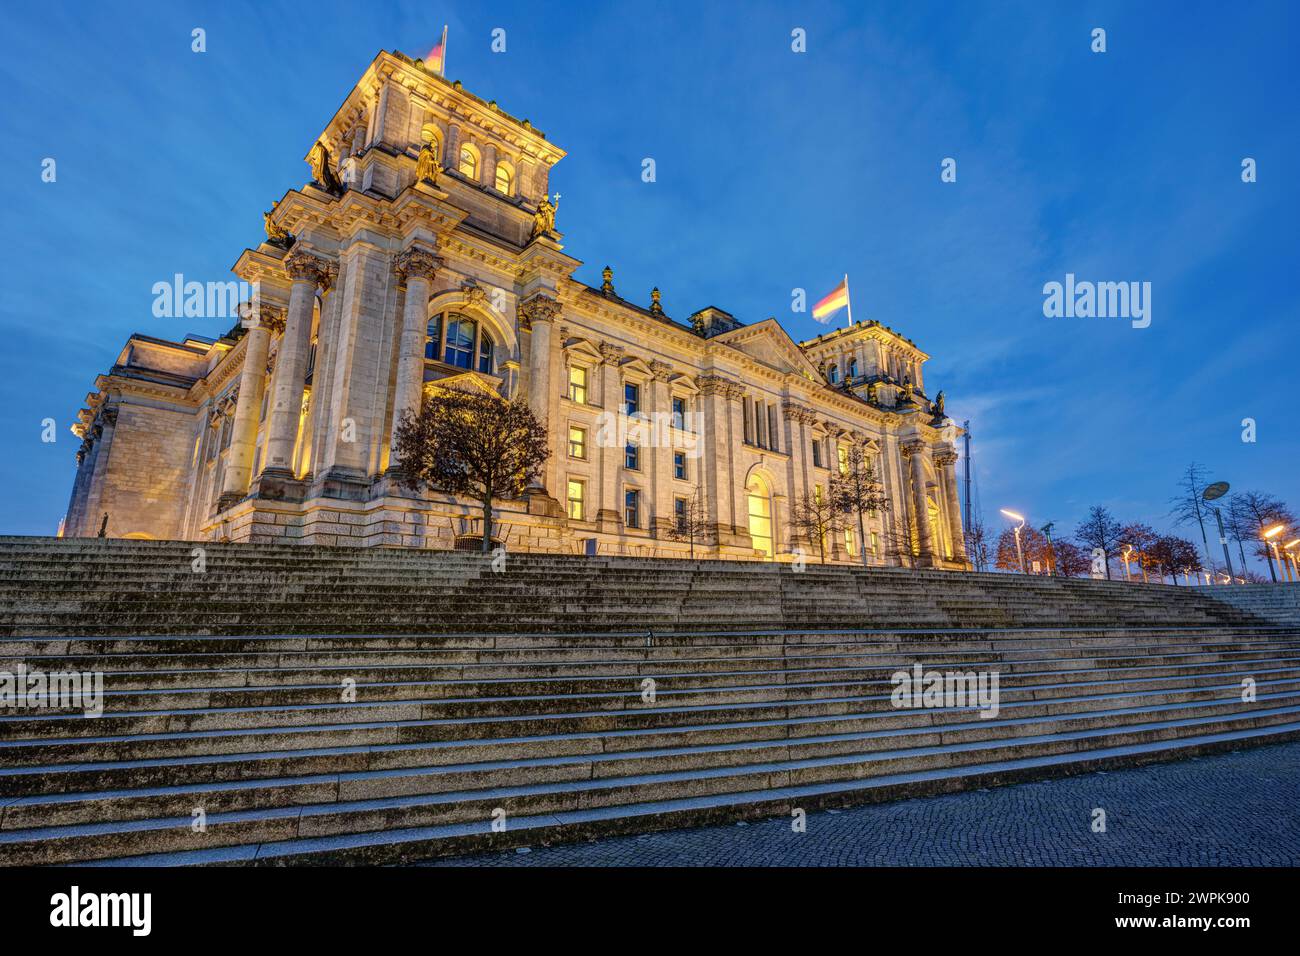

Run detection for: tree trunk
[[857, 508, 867, 568], [481, 495, 493, 554]]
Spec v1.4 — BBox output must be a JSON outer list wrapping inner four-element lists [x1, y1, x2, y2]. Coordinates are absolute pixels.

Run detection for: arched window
[[445, 315, 476, 369], [425, 314, 442, 361], [848, 358, 858, 378], [494, 162, 513, 195], [828, 365, 839, 384], [458, 144, 478, 180], [746, 475, 773, 558], [478, 333, 494, 373]]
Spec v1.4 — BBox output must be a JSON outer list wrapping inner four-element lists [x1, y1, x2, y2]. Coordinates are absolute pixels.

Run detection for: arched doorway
[[746, 474, 773, 558]]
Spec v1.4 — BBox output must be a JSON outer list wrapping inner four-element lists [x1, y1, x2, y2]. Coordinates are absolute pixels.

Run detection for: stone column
[[262, 249, 332, 479], [902, 439, 936, 566], [697, 375, 730, 545], [217, 304, 283, 510], [935, 447, 968, 563], [521, 294, 561, 495], [596, 342, 623, 530], [389, 246, 441, 469], [649, 360, 674, 533]]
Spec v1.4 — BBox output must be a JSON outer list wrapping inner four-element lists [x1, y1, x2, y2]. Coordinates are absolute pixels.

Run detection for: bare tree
[[829, 445, 890, 568], [394, 385, 550, 553], [995, 525, 1050, 572], [1231, 491, 1296, 580], [665, 485, 710, 558], [1074, 506, 1123, 580], [1167, 462, 1215, 569], [964, 510, 991, 572], [790, 491, 837, 564]]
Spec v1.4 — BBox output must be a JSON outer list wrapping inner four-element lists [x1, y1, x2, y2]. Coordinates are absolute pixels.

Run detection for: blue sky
[[0, 1, 1295, 572]]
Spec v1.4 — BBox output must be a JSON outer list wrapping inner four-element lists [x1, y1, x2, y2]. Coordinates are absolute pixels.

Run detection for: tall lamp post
[[1000, 509, 1026, 574], [1121, 544, 1134, 582], [1284, 539, 1300, 583], [1263, 524, 1286, 583], [1201, 482, 1235, 584], [1040, 522, 1058, 576]]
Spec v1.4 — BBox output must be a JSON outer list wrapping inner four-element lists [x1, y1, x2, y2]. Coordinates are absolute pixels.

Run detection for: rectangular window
[[624, 382, 640, 416], [673, 452, 686, 480], [625, 443, 639, 470], [844, 528, 855, 556], [568, 425, 587, 459], [838, 444, 849, 475], [675, 497, 687, 531], [671, 396, 686, 430], [812, 438, 823, 468], [567, 479, 585, 521], [870, 531, 879, 555], [568, 365, 587, 404], [625, 489, 640, 528], [743, 399, 753, 444], [756, 401, 766, 448], [768, 405, 779, 452]]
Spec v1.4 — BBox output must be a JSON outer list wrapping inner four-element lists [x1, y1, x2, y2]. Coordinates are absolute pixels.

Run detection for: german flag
[[812, 275, 851, 323], [426, 25, 448, 76]]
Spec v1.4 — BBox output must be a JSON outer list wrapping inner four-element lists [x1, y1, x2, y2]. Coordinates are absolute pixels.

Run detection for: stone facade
[[62, 50, 968, 569]]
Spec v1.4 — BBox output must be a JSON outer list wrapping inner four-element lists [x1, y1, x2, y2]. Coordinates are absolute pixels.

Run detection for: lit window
[[445, 315, 475, 369], [673, 452, 686, 480], [567, 480, 585, 520], [844, 528, 855, 556], [870, 531, 879, 555], [838, 444, 849, 475], [494, 162, 513, 195], [671, 396, 687, 430], [458, 145, 478, 180], [425, 315, 442, 361], [624, 382, 640, 416], [568, 426, 586, 459], [568, 366, 587, 404], [625, 489, 640, 528], [625, 443, 639, 470]]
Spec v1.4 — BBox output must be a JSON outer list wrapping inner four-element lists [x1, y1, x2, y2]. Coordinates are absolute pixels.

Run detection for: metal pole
[[1213, 507, 1235, 583]]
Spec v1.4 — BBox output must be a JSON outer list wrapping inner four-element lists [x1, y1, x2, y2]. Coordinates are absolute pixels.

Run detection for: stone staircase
[[1, 535, 1297, 865]]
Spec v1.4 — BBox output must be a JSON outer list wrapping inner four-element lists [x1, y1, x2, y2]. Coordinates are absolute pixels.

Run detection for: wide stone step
[[7, 708, 1299, 865]]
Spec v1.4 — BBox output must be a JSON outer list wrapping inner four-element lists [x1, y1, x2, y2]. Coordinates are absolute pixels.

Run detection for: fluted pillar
[[902, 439, 937, 566], [521, 294, 560, 494], [262, 250, 332, 477], [218, 304, 283, 509], [935, 447, 968, 564], [389, 246, 441, 468]]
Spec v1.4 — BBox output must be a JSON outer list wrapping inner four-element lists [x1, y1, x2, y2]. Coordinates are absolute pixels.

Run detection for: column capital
[[598, 340, 624, 365], [241, 302, 287, 336], [518, 293, 561, 330], [900, 438, 929, 458], [285, 248, 336, 290], [933, 446, 959, 467], [393, 246, 442, 283], [649, 359, 673, 383]]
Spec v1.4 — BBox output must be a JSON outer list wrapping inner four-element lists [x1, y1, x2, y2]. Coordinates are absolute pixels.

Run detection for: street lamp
[[1121, 544, 1134, 582], [1000, 509, 1026, 574], [1283, 538, 1299, 583], [1263, 523, 1286, 583]]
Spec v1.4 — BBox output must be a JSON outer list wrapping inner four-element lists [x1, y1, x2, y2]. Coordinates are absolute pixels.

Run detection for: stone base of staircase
[[1, 535, 1295, 865]]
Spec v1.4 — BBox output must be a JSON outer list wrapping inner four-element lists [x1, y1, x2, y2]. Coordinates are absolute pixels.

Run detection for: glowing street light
[[1283, 538, 1300, 583], [1000, 509, 1026, 573], [1263, 523, 1287, 583], [1121, 544, 1134, 582]]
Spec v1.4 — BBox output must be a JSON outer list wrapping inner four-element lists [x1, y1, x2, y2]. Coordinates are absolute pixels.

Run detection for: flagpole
[[843, 274, 853, 327], [440, 25, 448, 76]]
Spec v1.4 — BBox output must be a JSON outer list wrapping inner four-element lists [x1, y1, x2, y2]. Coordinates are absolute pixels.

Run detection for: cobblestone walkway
[[416, 742, 1300, 866]]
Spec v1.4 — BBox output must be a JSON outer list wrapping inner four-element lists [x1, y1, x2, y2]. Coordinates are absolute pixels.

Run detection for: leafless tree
[[1230, 491, 1296, 579], [665, 485, 710, 558], [790, 491, 837, 564], [829, 445, 890, 568], [1074, 506, 1123, 580], [1167, 462, 1216, 569], [394, 385, 550, 553]]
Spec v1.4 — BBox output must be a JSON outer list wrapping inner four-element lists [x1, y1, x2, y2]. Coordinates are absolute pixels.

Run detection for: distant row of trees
[[968, 462, 1295, 583]]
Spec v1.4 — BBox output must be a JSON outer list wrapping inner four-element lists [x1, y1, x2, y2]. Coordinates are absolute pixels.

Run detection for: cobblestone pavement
[[415, 743, 1300, 866]]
